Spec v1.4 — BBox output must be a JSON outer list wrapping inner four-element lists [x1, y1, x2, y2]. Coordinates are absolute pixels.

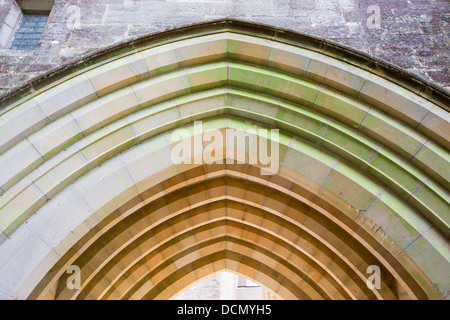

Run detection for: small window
[[9, 13, 48, 50]]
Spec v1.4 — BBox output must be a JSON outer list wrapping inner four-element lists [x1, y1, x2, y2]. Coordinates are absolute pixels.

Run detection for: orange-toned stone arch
[[27, 161, 431, 300]]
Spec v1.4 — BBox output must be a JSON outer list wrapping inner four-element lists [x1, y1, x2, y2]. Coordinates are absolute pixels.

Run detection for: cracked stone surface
[[0, 0, 449, 100]]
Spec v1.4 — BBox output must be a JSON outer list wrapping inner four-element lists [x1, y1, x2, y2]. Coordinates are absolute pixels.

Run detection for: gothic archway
[[0, 20, 448, 300]]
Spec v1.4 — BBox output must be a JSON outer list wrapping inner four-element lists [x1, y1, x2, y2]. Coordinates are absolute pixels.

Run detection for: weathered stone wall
[[173, 273, 224, 300], [173, 272, 266, 300], [0, 0, 448, 100]]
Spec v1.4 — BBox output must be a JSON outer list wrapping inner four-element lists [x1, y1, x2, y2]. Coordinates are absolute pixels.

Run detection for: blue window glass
[[9, 14, 48, 50]]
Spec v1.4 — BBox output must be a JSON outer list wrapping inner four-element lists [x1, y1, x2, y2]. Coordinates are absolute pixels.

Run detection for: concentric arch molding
[[0, 20, 448, 300]]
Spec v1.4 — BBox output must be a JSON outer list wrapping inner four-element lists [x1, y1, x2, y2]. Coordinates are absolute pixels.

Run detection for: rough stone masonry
[[0, 0, 449, 101]]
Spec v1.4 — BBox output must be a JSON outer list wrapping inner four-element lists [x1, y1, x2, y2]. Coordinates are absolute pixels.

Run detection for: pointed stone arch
[[0, 20, 448, 300]]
